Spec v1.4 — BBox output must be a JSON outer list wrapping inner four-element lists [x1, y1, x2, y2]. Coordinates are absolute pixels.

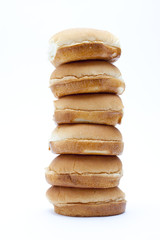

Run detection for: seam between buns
[[58, 41, 119, 48], [55, 198, 125, 206], [46, 168, 122, 176], [55, 108, 123, 112], [50, 74, 122, 82], [50, 139, 122, 142], [50, 40, 120, 50]]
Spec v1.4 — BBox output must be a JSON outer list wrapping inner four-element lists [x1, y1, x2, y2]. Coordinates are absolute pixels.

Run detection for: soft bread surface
[[48, 28, 121, 66], [46, 186, 125, 204], [45, 155, 122, 188], [49, 61, 125, 97]]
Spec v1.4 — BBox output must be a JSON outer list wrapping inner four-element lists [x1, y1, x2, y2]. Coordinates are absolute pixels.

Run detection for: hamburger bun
[[49, 124, 123, 155], [46, 186, 126, 217], [48, 28, 121, 67], [54, 93, 123, 125], [45, 155, 122, 188], [50, 61, 125, 98]]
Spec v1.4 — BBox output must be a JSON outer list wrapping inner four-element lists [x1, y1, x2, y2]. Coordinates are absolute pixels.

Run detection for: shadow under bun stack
[[46, 28, 126, 217]]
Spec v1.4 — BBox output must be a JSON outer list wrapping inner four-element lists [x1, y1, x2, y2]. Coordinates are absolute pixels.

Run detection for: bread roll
[[46, 186, 126, 217], [48, 28, 121, 66], [50, 61, 125, 97], [54, 93, 123, 125], [49, 124, 124, 155]]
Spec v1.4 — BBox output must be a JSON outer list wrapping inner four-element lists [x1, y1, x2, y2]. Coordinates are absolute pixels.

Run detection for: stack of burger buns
[[46, 28, 126, 217]]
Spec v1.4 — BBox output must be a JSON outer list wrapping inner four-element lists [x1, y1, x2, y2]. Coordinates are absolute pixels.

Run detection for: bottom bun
[[54, 110, 123, 125], [45, 173, 121, 188], [54, 201, 126, 217], [50, 140, 123, 155]]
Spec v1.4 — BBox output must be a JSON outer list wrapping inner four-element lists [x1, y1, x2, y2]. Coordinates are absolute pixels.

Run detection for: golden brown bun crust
[[50, 78, 125, 98], [49, 140, 123, 155], [54, 110, 123, 125], [52, 43, 121, 67], [49, 28, 121, 66], [54, 201, 126, 217], [49, 61, 125, 97], [45, 155, 122, 188], [54, 94, 123, 125], [46, 186, 126, 216]]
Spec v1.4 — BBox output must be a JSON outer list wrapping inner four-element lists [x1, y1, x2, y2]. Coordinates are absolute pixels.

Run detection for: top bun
[[54, 93, 123, 111], [50, 60, 122, 81], [46, 186, 125, 204], [50, 124, 122, 142], [49, 28, 120, 48], [48, 28, 121, 66], [48, 155, 122, 174]]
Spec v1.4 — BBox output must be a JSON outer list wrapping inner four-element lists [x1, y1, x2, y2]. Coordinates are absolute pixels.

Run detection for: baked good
[[49, 124, 123, 155], [46, 186, 126, 217], [54, 93, 123, 125], [49, 61, 125, 98], [48, 28, 121, 67], [45, 155, 123, 188]]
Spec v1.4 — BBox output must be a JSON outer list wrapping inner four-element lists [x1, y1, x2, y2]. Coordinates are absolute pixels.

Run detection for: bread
[[49, 124, 123, 155], [49, 61, 125, 98], [48, 28, 121, 67], [46, 186, 126, 217], [54, 93, 123, 125], [45, 155, 122, 188]]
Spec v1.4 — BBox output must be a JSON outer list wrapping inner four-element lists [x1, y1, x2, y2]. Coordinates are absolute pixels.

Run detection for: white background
[[0, 0, 160, 239]]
